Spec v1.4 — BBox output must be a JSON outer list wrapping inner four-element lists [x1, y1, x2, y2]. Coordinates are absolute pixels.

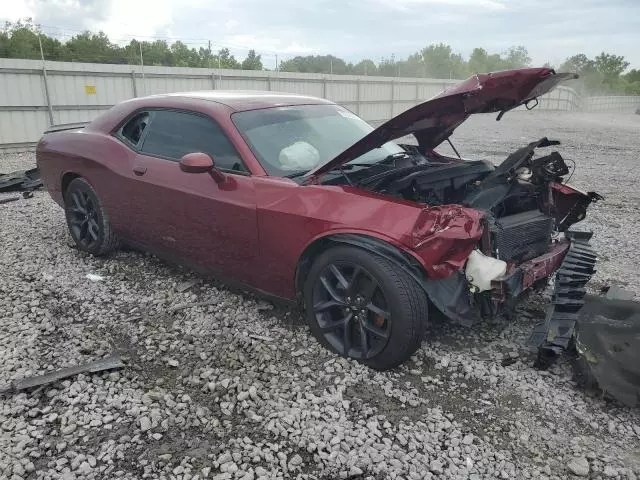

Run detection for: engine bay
[[321, 138, 601, 263]]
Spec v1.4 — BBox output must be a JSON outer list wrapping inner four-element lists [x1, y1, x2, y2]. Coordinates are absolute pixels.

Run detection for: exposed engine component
[[350, 138, 600, 240]]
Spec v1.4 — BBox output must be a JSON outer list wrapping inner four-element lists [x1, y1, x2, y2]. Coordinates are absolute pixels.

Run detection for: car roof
[[148, 90, 335, 112]]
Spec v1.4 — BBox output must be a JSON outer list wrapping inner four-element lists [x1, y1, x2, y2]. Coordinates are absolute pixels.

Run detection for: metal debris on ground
[[0, 167, 43, 192], [249, 334, 274, 342], [86, 273, 105, 282], [169, 299, 219, 313], [0, 354, 125, 396], [176, 279, 201, 293], [0, 196, 20, 205]]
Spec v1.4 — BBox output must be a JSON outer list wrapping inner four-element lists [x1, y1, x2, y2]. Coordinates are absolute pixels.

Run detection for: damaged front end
[[401, 138, 602, 366]]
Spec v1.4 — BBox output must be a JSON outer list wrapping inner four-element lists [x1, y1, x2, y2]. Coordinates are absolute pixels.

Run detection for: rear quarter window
[[118, 112, 150, 146]]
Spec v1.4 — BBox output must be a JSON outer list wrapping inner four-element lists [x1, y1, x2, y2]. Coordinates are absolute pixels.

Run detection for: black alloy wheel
[[67, 188, 101, 249], [305, 246, 428, 370], [312, 262, 391, 360], [64, 177, 118, 256]]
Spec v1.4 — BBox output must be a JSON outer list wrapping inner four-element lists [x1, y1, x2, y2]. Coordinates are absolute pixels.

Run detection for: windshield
[[232, 104, 405, 176]]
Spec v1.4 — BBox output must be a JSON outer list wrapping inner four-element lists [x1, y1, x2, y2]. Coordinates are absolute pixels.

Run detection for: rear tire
[[304, 246, 428, 370], [64, 177, 118, 256]]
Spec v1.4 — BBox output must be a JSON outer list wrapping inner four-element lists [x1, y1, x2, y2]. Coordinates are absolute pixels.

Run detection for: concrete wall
[[0, 58, 631, 151]]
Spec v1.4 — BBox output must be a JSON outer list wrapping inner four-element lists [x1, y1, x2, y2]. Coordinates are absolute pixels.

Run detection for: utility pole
[[208, 40, 212, 68], [330, 57, 333, 75], [38, 33, 54, 125], [139, 42, 145, 95], [275, 54, 278, 72]]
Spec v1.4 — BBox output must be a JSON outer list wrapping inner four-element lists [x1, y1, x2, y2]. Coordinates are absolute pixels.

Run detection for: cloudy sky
[[4, 0, 639, 70]]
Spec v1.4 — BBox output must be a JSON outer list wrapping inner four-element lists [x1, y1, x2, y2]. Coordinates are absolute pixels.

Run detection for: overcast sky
[[4, 0, 639, 70]]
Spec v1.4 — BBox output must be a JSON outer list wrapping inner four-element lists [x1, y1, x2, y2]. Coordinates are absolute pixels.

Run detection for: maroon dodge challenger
[[37, 68, 600, 370]]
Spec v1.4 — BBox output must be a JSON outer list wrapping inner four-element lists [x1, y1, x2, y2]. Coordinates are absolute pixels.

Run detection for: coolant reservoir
[[465, 250, 507, 292]]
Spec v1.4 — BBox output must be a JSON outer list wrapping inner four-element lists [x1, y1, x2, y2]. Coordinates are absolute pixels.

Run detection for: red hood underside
[[306, 67, 577, 178]]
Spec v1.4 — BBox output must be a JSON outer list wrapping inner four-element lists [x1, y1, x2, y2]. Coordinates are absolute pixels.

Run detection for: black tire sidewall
[[63, 178, 114, 256], [304, 245, 424, 370]]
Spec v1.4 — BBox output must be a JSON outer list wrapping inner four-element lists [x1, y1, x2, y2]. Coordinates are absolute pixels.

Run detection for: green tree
[[280, 55, 348, 74], [169, 41, 197, 67], [594, 52, 629, 87], [377, 54, 398, 77], [351, 59, 377, 76], [418, 43, 466, 79], [140, 40, 173, 66], [503, 46, 531, 68], [625, 68, 640, 84], [215, 48, 240, 69], [560, 54, 595, 74], [2, 19, 42, 59], [63, 31, 118, 63], [241, 49, 263, 70]]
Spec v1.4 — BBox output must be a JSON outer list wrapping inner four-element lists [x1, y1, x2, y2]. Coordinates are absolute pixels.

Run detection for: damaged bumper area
[[422, 231, 594, 332]]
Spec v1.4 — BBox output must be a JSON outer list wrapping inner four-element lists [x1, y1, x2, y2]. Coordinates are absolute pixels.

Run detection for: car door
[[124, 108, 259, 283]]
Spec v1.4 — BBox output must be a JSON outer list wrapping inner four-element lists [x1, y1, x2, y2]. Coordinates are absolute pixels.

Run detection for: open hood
[[306, 68, 578, 179]]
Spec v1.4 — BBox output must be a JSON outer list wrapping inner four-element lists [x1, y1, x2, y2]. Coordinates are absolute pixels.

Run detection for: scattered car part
[[0, 354, 124, 396], [465, 250, 507, 292], [0, 168, 43, 192], [575, 292, 640, 407], [0, 196, 20, 205], [527, 231, 597, 367], [86, 273, 105, 282], [169, 299, 219, 313], [605, 285, 635, 301]]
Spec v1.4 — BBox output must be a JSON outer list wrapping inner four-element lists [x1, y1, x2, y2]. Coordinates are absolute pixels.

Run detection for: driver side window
[[140, 110, 248, 173]]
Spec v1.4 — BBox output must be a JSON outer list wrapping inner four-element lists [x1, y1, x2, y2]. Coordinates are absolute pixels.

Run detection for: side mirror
[[179, 152, 214, 173], [179, 152, 226, 183]]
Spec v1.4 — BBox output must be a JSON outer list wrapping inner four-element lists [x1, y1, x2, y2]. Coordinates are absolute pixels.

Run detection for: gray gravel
[[1, 111, 640, 480]]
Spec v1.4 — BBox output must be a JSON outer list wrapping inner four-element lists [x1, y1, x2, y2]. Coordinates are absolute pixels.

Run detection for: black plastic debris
[[575, 293, 640, 407], [0, 354, 125, 396], [0, 196, 20, 205], [527, 231, 597, 367], [0, 167, 43, 193]]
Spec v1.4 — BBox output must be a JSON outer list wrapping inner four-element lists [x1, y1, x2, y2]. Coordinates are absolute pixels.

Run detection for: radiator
[[490, 210, 553, 262]]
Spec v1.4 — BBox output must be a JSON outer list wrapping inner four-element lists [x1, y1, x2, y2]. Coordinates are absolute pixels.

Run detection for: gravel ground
[[1, 111, 639, 480]]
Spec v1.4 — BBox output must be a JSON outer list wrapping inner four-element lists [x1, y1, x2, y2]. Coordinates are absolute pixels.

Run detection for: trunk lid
[[306, 68, 577, 179]]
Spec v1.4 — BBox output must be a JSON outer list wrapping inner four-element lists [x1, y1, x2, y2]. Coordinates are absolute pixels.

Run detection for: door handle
[[133, 166, 147, 176]]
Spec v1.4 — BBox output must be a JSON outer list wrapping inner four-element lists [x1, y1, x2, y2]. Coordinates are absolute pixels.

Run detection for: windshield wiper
[[285, 170, 310, 178], [288, 152, 413, 181]]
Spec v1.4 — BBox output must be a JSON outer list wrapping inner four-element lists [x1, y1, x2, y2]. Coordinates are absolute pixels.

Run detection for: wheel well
[[61, 172, 81, 197], [294, 234, 428, 298], [294, 237, 333, 297]]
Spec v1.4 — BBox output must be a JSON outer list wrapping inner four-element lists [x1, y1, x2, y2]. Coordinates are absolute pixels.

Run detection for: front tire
[[304, 246, 428, 370], [64, 177, 118, 256]]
